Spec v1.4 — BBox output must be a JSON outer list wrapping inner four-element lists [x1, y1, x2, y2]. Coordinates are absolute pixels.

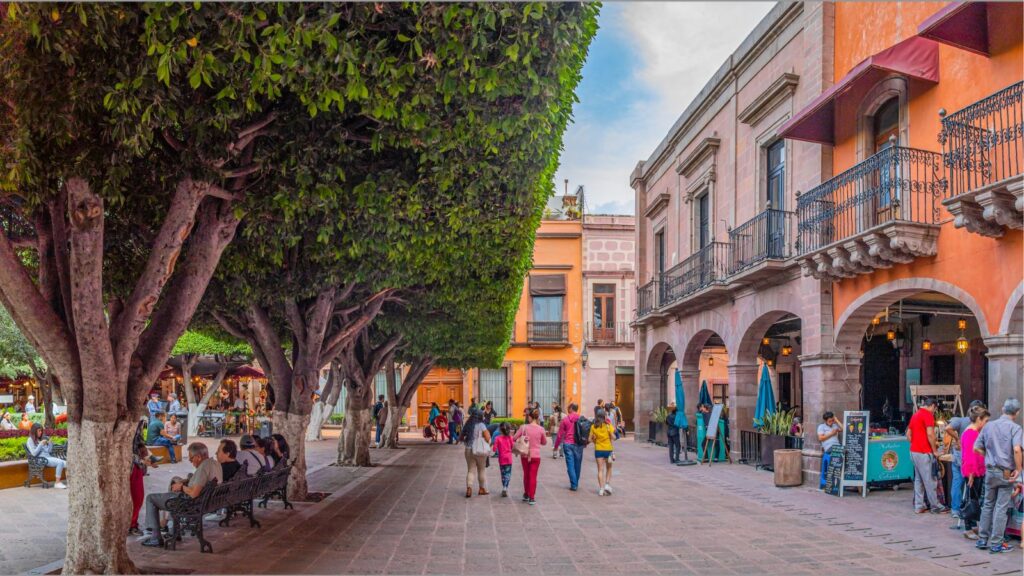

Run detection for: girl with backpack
[[492, 421, 515, 497], [513, 410, 547, 505], [589, 407, 616, 496], [460, 407, 492, 498]]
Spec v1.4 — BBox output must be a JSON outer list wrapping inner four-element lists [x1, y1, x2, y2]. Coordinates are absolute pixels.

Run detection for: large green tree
[[0, 303, 60, 427]]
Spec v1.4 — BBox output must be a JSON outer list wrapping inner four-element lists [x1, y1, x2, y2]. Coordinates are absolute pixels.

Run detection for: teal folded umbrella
[[673, 370, 689, 430], [753, 364, 776, 428], [698, 380, 712, 407]]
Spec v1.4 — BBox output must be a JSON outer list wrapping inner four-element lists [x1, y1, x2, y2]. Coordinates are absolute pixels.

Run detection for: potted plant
[[758, 407, 795, 469], [648, 407, 669, 446]]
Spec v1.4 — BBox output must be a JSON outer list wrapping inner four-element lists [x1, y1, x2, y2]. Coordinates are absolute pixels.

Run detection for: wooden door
[[614, 373, 635, 431], [592, 284, 616, 344], [416, 380, 464, 427]]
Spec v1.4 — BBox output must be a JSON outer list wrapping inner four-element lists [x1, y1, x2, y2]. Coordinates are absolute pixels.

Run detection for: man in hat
[[146, 393, 163, 422], [167, 392, 181, 414], [24, 395, 36, 414]]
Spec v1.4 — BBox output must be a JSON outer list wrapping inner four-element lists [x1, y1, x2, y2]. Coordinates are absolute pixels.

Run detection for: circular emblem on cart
[[881, 450, 898, 471]]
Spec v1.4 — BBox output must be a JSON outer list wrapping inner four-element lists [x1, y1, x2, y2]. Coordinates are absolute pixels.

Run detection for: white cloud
[[557, 2, 774, 215]]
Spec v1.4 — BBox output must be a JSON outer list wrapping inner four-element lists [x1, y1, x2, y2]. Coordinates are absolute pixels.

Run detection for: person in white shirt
[[167, 392, 181, 413], [25, 395, 36, 414], [817, 411, 842, 489]]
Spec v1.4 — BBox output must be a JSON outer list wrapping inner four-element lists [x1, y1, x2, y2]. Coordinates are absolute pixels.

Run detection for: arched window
[[872, 97, 900, 154]]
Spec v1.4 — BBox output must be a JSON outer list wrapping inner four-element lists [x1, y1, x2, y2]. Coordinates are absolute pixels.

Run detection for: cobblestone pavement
[[3, 434, 1020, 575]]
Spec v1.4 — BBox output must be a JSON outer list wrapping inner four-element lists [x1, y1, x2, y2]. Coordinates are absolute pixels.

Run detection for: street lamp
[[581, 344, 589, 368]]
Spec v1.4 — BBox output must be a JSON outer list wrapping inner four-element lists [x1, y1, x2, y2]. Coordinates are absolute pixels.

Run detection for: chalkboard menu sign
[[841, 410, 870, 497], [823, 445, 845, 496]]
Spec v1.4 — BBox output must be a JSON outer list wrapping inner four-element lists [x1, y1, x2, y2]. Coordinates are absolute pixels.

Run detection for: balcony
[[795, 146, 943, 282], [636, 280, 659, 320], [584, 321, 635, 346], [940, 81, 1024, 238], [526, 321, 568, 346], [660, 242, 730, 312], [728, 208, 796, 284]]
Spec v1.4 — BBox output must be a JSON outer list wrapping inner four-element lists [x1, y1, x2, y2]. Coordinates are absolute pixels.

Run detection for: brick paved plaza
[[1, 434, 1019, 575]]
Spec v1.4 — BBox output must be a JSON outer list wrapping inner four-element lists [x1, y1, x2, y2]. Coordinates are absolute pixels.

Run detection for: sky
[[554, 2, 776, 215]]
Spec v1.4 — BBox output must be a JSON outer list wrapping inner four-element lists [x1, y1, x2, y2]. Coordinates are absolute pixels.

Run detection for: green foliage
[[171, 330, 251, 357], [327, 414, 345, 425], [0, 306, 44, 380], [649, 407, 669, 424], [491, 417, 524, 427], [0, 435, 67, 463], [758, 406, 796, 436]]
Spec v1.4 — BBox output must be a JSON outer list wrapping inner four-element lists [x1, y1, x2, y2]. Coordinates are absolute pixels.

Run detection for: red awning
[[779, 36, 940, 145], [918, 2, 990, 56], [230, 365, 265, 379]]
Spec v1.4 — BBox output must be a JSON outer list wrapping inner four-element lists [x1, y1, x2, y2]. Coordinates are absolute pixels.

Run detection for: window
[[373, 369, 402, 399], [531, 367, 561, 412], [713, 383, 728, 406], [592, 284, 616, 342], [697, 193, 710, 249], [479, 368, 508, 417], [873, 98, 900, 153], [767, 140, 785, 210], [873, 97, 900, 217], [531, 296, 563, 322], [654, 230, 665, 275]]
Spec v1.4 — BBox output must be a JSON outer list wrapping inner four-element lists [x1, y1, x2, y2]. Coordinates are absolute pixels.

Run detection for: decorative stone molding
[[643, 193, 671, 218], [676, 137, 721, 178], [738, 72, 800, 126], [942, 178, 1023, 238], [798, 222, 940, 282]]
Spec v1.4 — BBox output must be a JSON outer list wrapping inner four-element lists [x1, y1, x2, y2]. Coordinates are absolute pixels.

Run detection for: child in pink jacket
[[492, 422, 515, 497]]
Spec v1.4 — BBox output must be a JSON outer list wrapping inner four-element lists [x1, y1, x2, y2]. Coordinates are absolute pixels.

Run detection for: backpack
[[453, 409, 463, 425], [574, 415, 592, 447]]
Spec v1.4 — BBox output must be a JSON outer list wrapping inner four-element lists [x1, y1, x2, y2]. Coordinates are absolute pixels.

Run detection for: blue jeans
[[819, 451, 831, 489], [375, 423, 383, 445], [448, 422, 457, 444], [151, 437, 177, 463], [950, 451, 963, 514], [563, 444, 583, 489], [45, 456, 66, 481]]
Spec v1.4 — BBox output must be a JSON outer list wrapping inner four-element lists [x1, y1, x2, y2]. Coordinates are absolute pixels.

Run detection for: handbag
[[513, 428, 531, 457], [471, 427, 490, 456], [961, 481, 981, 523]]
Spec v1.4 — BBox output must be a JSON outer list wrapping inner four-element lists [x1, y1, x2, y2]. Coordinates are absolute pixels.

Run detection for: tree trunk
[[337, 387, 372, 466], [63, 417, 137, 574], [273, 409, 311, 500], [379, 403, 407, 449], [42, 380, 55, 429], [306, 401, 325, 442]]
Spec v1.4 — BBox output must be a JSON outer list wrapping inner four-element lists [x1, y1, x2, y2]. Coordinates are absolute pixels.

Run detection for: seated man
[[141, 442, 222, 547], [146, 412, 178, 464]]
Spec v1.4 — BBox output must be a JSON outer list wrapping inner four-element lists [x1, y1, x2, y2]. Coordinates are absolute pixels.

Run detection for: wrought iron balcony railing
[[526, 321, 568, 344], [729, 209, 795, 274], [636, 280, 659, 319], [940, 81, 1023, 199], [796, 145, 943, 255], [661, 242, 730, 305], [584, 321, 635, 346]]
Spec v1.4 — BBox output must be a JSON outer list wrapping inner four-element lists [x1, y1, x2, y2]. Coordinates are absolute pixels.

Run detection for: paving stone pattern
[[2, 434, 1020, 575]]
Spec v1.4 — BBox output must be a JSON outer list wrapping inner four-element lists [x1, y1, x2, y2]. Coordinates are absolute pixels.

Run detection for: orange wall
[[506, 219, 583, 416], [831, 2, 1024, 333]]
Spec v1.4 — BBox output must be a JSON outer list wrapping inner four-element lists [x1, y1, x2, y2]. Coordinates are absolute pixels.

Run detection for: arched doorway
[[836, 286, 991, 427], [639, 342, 677, 441], [680, 330, 730, 453]]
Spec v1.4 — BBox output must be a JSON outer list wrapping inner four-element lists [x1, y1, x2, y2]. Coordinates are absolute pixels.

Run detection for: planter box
[[760, 434, 786, 470], [0, 460, 66, 490]]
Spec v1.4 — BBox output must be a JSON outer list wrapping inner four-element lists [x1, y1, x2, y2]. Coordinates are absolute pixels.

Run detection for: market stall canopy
[[778, 36, 939, 145], [230, 365, 266, 379]]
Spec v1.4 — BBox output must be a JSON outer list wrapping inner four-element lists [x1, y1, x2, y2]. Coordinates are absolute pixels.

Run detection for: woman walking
[[589, 407, 615, 496], [492, 422, 515, 497], [461, 407, 492, 497], [513, 410, 547, 505], [960, 406, 990, 540]]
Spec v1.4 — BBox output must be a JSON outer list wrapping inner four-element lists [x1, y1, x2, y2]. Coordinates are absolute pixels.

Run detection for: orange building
[[780, 2, 1023, 419]]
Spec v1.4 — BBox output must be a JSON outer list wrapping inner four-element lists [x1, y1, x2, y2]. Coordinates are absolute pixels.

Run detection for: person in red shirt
[[906, 397, 949, 514]]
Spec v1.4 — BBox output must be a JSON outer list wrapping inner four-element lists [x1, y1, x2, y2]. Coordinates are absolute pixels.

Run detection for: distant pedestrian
[[907, 397, 949, 513], [428, 402, 441, 441], [594, 399, 604, 418], [25, 395, 36, 414], [492, 422, 515, 497], [960, 406, 990, 540], [167, 392, 181, 414], [555, 403, 584, 491], [146, 393, 162, 421], [447, 400, 459, 445], [667, 404, 681, 464], [513, 410, 547, 505], [973, 398, 1022, 554], [373, 395, 386, 447], [549, 404, 564, 458], [434, 412, 449, 443], [461, 407, 492, 498], [589, 407, 615, 496], [817, 411, 841, 489]]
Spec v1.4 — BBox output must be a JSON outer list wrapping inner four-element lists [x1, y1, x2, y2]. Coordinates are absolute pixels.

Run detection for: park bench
[[24, 442, 66, 488], [256, 461, 294, 510], [164, 464, 292, 553]]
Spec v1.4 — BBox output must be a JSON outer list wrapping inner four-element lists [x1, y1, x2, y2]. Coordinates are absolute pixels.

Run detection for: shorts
[[594, 450, 613, 459]]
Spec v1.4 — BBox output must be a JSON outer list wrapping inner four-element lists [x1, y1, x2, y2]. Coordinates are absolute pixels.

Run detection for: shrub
[[0, 435, 67, 463], [327, 414, 345, 425], [491, 417, 524, 427], [0, 428, 67, 440]]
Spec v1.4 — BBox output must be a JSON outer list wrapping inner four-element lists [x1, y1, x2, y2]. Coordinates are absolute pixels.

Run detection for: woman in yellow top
[[589, 407, 615, 496]]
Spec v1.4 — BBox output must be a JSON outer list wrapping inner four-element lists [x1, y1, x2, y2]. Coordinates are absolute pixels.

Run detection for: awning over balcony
[[779, 36, 939, 145], [918, 2, 990, 56], [529, 274, 566, 296]]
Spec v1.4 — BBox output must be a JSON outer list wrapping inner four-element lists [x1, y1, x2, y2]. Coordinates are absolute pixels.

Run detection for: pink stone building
[[581, 213, 636, 426], [631, 3, 837, 464]]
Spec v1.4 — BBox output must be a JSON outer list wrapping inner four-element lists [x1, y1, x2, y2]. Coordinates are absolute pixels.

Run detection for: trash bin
[[774, 449, 803, 487]]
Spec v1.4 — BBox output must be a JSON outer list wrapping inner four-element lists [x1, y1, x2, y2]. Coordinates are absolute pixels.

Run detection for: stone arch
[[999, 281, 1024, 335], [646, 341, 676, 376], [834, 278, 991, 353], [681, 329, 726, 372], [735, 309, 804, 362]]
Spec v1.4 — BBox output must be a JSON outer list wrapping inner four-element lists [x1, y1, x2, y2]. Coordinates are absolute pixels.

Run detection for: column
[[984, 334, 1023, 412], [727, 363, 758, 458], [799, 353, 861, 451], [635, 371, 662, 442]]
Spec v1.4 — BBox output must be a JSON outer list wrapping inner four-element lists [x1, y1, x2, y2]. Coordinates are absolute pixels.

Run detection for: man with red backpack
[[555, 403, 589, 491]]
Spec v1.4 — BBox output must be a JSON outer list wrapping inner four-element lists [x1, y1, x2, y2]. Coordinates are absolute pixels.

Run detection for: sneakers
[[148, 455, 164, 465], [930, 506, 950, 514], [522, 494, 529, 502], [963, 530, 979, 540], [603, 484, 613, 495], [127, 527, 142, 537], [141, 538, 163, 548], [598, 488, 606, 496], [915, 508, 929, 514], [950, 511, 961, 519], [528, 498, 536, 506], [975, 539, 988, 550], [54, 482, 67, 489], [989, 543, 1013, 554], [569, 486, 578, 491], [501, 489, 508, 498]]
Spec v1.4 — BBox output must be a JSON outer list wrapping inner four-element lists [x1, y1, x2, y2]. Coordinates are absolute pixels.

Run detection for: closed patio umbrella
[[753, 364, 776, 429], [673, 370, 689, 430], [698, 380, 712, 408]]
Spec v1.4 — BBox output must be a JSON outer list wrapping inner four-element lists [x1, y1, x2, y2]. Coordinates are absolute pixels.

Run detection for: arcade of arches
[[636, 279, 1023, 460]]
